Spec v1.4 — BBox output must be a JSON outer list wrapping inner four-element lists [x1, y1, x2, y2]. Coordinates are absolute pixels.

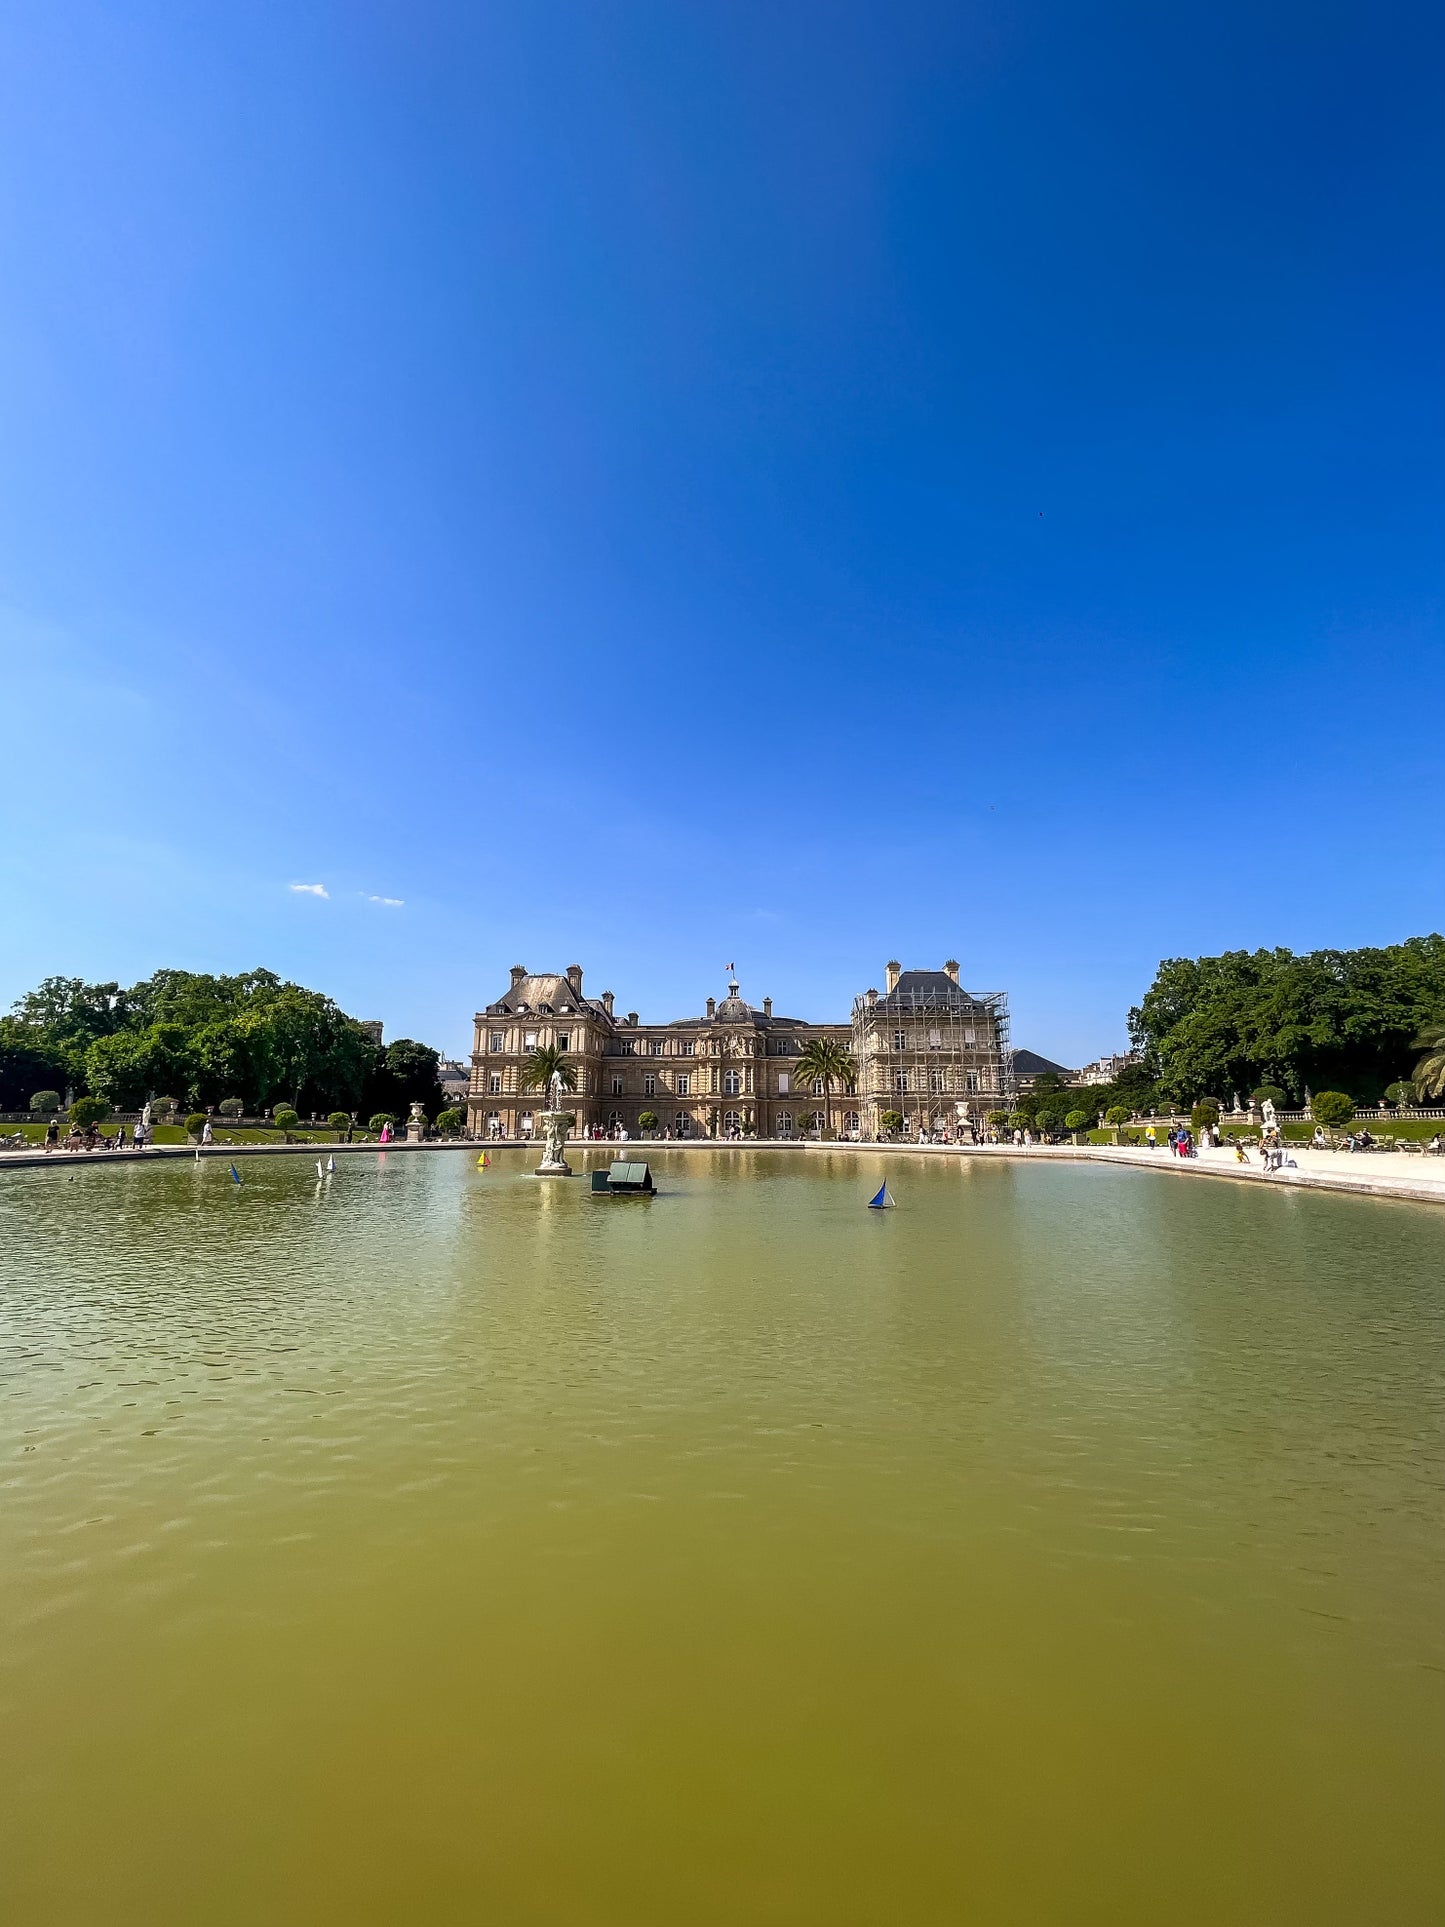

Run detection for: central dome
[[715, 979, 751, 1022]]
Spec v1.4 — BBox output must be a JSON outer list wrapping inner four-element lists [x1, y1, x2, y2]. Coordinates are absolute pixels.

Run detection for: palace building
[[466, 961, 1014, 1140]]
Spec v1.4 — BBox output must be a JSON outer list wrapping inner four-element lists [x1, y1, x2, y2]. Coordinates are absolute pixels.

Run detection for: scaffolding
[[850, 978, 1014, 1138]]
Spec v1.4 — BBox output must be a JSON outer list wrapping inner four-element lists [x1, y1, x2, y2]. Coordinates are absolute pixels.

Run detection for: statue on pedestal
[[536, 1069, 572, 1177]]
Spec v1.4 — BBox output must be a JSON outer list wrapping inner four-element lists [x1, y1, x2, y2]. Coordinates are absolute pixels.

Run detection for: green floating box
[[591, 1161, 655, 1195]]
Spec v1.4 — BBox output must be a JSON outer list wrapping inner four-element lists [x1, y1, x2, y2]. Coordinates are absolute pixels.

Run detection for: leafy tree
[[368, 1112, 396, 1133], [28, 1089, 62, 1113], [1065, 1109, 1090, 1141], [1190, 1099, 1221, 1130], [69, 1096, 110, 1129], [1411, 1023, 1445, 1101], [1130, 937, 1445, 1105], [518, 1044, 577, 1104], [85, 1024, 195, 1111], [273, 1105, 299, 1131], [1251, 1085, 1287, 1109], [1383, 1081, 1413, 1108], [185, 1113, 208, 1138], [1033, 1105, 1063, 1137], [1006, 1111, 1030, 1131], [880, 1109, 904, 1136], [218, 1097, 245, 1117], [1311, 1091, 1355, 1132], [985, 1110, 1009, 1127], [638, 1110, 658, 1133], [435, 1108, 463, 1135], [1104, 1103, 1131, 1144], [327, 1111, 351, 1133]]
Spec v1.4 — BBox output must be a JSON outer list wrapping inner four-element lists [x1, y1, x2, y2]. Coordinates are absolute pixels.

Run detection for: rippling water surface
[[1, 1149, 1441, 1924]]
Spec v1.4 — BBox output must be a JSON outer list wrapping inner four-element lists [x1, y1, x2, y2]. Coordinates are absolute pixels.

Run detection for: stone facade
[[467, 961, 1013, 1140]]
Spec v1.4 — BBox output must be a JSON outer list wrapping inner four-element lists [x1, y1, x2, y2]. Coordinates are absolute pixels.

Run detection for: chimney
[[706, 996, 716, 1019], [600, 990, 614, 1018], [509, 964, 527, 987], [866, 987, 878, 1007], [943, 959, 960, 984], [626, 1012, 638, 1027], [885, 960, 901, 994], [566, 964, 583, 995], [763, 996, 772, 1018]]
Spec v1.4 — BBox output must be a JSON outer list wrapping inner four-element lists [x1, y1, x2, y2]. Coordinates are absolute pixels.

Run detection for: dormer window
[[518, 1002, 529, 1013]]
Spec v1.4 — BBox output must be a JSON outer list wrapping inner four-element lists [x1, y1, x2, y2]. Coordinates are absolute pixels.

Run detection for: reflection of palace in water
[[467, 962, 1014, 1140]]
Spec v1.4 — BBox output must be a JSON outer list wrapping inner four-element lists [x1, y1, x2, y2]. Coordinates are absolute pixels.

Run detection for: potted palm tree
[[792, 1037, 858, 1141]]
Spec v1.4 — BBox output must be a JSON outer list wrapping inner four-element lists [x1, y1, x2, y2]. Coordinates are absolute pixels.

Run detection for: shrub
[[1383, 1082, 1412, 1108], [185, 1112, 208, 1139], [1311, 1091, 1355, 1131], [218, 1097, 245, 1117], [272, 1105, 299, 1131], [1065, 1109, 1090, 1133], [1104, 1105, 1131, 1126], [880, 1109, 905, 1135], [436, 1107, 463, 1135], [1006, 1112, 1030, 1132], [1251, 1085, 1287, 1109], [69, 1096, 111, 1129], [29, 1089, 63, 1114], [985, 1110, 1009, 1127], [1190, 1099, 1221, 1130], [1034, 1106, 1062, 1135], [327, 1111, 351, 1132], [638, 1110, 658, 1133], [368, 1112, 396, 1133]]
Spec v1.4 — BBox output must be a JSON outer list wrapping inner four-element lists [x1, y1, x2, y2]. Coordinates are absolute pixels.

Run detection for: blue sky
[[1, 0, 1440, 1063]]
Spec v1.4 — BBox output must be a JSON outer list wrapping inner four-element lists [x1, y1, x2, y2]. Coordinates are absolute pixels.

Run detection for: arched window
[[606, 1111, 624, 1132], [519, 1111, 533, 1138], [485, 1111, 501, 1138], [674, 1112, 691, 1137], [722, 1110, 742, 1135], [775, 1110, 793, 1137], [842, 1112, 860, 1137], [723, 1069, 741, 1096]]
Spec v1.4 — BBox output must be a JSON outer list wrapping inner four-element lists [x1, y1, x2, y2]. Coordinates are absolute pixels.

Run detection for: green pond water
[[1, 1149, 1441, 1925]]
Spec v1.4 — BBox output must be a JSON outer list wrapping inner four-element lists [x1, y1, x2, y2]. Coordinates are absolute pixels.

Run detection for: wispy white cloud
[[363, 893, 405, 907], [289, 881, 329, 898]]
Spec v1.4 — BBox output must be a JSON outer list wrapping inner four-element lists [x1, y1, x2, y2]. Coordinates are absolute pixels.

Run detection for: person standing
[[45, 1116, 59, 1152]]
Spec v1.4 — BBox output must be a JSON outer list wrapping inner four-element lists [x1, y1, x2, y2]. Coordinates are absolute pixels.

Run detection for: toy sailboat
[[229, 1164, 242, 1185], [477, 1151, 491, 1169], [867, 1182, 895, 1209], [326, 1155, 336, 1173]]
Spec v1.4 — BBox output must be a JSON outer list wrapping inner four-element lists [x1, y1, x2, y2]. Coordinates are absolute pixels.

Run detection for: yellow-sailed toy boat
[[477, 1151, 491, 1169]]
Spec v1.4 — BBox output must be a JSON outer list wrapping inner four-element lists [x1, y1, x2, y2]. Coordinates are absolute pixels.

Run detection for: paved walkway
[[3, 1133, 1443, 1206]]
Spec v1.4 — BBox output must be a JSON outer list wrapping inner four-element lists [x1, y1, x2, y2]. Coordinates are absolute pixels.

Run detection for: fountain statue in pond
[[536, 1068, 572, 1177]]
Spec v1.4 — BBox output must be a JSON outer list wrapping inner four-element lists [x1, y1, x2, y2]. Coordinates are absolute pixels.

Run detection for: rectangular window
[[650, 1039, 665, 1055], [620, 1041, 636, 1055], [777, 1073, 789, 1094], [488, 1073, 501, 1095], [489, 1030, 504, 1052], [966, 1071, 979, 1093], [812, 1079, 825, 1097], [683, 1042, 695, 1057], [964, 1028, 976, 1046], [676, 1074, 690, 1097], [895, 1071, 909, 1094], [643, 1075, 655, 1097], [893, 1031, 906, 1051], [928, 1027, 942, 1050], [524, 1030, 537, 1050], [611, 1077, 623, 1095], [557, 1033, 569, 1052], [929, 1070, 944, 1093]]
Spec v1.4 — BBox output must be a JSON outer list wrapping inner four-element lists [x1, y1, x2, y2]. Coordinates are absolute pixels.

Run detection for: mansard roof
[[1013, 1049, 1073, 1077], [873, 969, 982, 1011], [483, 971, 603, 1020]]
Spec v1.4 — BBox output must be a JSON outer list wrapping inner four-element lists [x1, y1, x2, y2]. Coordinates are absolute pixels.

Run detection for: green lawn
[[1, 1122, 384, 1147]]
